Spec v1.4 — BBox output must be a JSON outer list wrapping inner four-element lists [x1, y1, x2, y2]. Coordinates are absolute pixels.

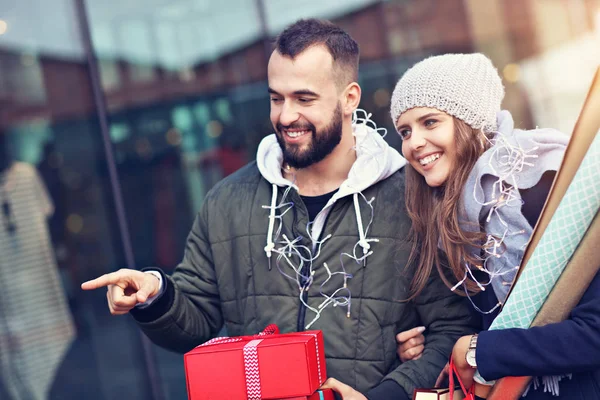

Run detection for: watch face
[[466, 349, 477, 367]]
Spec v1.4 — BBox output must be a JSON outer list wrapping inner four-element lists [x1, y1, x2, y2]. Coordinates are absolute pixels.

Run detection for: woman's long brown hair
[[405, 118, 492, 299]]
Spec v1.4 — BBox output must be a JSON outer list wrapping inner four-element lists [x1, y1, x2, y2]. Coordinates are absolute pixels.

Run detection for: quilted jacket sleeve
[[379, 263, 480, 395], [129, 198, 224, 353]]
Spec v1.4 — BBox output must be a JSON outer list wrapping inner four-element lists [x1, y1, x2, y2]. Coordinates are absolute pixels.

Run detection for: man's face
[[267, 46, 344, 169]]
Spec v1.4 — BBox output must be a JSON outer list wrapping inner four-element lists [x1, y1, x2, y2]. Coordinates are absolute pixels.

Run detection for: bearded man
[[83, 18, 477, 400]]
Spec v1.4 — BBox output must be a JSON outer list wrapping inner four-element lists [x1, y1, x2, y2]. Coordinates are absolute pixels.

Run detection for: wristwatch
[[465, 334, 478, 368]]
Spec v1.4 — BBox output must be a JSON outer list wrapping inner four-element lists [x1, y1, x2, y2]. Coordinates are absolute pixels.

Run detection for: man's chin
[[284, 157, 310, 169], [283, 149, 318, 169]]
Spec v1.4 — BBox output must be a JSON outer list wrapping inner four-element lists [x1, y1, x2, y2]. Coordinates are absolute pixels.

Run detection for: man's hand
[[81, 269, 160, 315], [396, 326, 426, 362], [320, 378, 367, 400], [451, 335, 476, 389]]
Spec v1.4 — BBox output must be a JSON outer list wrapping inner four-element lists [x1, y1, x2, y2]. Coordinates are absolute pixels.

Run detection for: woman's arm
[[476, 271, 600, 380]]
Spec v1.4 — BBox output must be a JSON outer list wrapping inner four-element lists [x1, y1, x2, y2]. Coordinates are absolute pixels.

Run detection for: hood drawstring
[[353, 193, 378, 258], [256, 109, 403, 328], [263, 184, 278, 258]]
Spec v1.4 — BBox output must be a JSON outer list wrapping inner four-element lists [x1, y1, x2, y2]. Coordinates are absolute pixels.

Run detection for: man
[[82, 19, 477, 400]]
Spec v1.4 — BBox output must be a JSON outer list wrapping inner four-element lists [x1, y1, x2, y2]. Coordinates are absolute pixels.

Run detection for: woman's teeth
[[419, 153, 441, 166]]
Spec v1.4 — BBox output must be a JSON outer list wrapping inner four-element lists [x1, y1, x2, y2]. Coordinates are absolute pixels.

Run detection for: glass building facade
[[0, 0, 598, 398]]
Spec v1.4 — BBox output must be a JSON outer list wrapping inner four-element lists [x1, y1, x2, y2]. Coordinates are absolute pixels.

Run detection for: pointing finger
[[81, 272, 124, 290]]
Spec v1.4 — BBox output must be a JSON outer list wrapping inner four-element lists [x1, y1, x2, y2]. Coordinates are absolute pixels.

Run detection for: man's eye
[[298, 98, 313, 103], [270, 97, 282, 103]]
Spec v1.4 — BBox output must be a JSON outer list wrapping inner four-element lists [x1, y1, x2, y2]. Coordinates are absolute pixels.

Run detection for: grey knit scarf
[[460, 110, 569, 303], [460, 110, 570, 396]]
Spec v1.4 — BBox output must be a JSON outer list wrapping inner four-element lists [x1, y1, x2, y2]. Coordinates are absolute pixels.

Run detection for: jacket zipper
[[297, 271, 309, 332], [296, 200, 336, 332]]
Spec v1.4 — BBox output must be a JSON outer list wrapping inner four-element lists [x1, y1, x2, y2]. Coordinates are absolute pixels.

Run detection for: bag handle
[[449, 357, 475, 399]]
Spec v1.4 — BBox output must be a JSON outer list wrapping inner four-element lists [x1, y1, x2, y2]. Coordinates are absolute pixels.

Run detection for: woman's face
[[397, 107, 457, 187]]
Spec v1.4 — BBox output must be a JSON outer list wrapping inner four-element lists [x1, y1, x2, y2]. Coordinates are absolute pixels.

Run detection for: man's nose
[[278, 102, 300, 127]]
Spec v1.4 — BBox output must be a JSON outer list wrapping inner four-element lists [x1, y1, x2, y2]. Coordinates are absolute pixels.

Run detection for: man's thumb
[[136, 287, 151, 303], [136, 273, 159, 303]]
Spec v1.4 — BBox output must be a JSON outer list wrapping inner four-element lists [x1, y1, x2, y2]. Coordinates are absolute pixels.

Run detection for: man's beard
[[276, 102, 343, 169]]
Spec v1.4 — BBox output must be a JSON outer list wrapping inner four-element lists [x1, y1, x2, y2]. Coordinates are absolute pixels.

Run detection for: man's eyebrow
[[267, 88, 320, 97], [292, 89, 319, 97]]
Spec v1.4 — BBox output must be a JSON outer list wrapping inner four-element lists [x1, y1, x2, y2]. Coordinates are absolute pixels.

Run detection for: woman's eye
[[398, 129, 411, 140], [424, 119, 438, 127]]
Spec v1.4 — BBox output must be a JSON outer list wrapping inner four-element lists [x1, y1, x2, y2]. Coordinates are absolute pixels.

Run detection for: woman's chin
[[425, 175, 446, 188]]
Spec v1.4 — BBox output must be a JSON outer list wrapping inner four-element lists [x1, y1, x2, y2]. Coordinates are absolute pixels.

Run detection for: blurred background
[[0, 0, 598, 399]]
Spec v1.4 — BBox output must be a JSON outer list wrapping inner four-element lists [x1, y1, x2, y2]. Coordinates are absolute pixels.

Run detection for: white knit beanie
[[390, 53, 505, 133]]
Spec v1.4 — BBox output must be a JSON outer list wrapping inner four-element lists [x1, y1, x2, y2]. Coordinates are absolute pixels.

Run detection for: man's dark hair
[[274, 19, 359, 88]]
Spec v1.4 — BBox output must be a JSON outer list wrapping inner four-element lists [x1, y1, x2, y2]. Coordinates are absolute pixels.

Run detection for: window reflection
[[0, 0, 156, 399], [0, 0, 598, 398]]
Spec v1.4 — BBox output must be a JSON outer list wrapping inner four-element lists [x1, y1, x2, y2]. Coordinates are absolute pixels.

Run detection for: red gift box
[[185, 325, 327, 400]]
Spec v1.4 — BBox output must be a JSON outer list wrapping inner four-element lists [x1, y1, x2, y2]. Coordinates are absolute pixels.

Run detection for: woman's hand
[[435, 362, 450, 387], [396, 326, 426, 362], [451, 335, 477, 389], [320, 378, 367, 400]]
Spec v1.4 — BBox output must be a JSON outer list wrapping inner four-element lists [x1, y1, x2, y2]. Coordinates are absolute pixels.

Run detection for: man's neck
[[284, 125, 356, 196]]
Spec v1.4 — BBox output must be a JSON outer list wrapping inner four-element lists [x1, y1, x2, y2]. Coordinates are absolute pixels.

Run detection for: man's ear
[[342, 82, 361, 117]]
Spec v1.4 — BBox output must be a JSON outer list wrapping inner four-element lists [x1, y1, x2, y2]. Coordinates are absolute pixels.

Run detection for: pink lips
[[416, 152, 442, 171]]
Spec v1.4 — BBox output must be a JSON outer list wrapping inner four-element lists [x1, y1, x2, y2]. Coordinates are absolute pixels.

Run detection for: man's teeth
[[286, 130, 309, 138], [419, 153, 441, 166]]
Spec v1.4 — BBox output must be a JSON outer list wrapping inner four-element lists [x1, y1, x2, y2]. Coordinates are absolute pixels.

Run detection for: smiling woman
[[396, 109, 458, 188], [390, 52, 553, 300], [389, 53, 600, 400]]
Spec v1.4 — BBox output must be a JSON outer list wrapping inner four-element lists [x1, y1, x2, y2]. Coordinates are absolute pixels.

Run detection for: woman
[[391, 53, 600, 399]]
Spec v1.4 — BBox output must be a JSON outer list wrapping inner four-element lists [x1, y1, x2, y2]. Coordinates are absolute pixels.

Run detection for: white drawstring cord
[[263, 184, 278, 258], [353, 193, 370, 255]]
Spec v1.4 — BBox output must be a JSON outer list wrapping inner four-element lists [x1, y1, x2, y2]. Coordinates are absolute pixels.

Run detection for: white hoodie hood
[[257, 109, 406, 257]]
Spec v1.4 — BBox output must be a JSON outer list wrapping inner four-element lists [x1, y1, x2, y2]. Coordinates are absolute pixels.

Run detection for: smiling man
[[82, 19, 478, 400]]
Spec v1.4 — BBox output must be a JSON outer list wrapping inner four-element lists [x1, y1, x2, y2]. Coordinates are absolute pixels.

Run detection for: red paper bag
[[412, 357, 471, 400], [184, 325, 327, 400], [412, 387, 464, 399]]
